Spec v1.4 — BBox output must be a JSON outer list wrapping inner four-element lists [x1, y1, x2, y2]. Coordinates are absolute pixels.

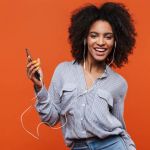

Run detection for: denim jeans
[[71, 135, 128, 150]]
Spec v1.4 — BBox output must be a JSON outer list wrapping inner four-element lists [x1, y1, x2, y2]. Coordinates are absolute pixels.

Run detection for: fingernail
[[36, 64, 40, 67]]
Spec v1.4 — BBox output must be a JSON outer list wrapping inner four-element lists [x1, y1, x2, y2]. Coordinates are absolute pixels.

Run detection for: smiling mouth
[[94, 48, 107, 52]]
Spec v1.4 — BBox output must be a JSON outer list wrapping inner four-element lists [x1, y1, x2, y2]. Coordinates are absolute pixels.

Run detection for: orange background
[[0, 0, 149, 149]]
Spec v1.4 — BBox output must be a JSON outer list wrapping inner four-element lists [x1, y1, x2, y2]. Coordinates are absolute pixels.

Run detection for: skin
[[84, 20, 115, 72], [26, 58, 43, 89], [26, 20, 115, 90], [81, 20, 115, 89]]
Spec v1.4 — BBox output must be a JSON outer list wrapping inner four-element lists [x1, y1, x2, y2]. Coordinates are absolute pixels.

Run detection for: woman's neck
[[81, 57, 106, 74]]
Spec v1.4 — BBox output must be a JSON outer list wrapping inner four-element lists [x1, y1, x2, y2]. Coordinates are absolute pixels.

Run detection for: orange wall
[[0, 0, 149, 149]]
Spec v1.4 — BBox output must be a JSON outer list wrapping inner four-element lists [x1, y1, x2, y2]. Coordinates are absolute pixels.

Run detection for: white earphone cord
[[20, 77, 68, 140], [21, 41, 116, 140], [83, 39, 116, 69], [83, 40, 116, 119]]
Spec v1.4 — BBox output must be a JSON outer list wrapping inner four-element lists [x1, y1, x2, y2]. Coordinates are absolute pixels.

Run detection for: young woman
[[26, 2, 137, 150]]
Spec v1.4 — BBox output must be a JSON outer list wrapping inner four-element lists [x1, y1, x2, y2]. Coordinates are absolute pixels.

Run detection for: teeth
[[95, 48, 106, 52]]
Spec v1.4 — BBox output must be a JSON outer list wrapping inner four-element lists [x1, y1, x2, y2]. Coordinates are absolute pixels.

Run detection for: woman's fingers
[[26, 57, 43, 90], [29, 66, 40, 79], [26, 58, 43, 89], [27, 65, 40, 79], [26, 58, 41, 79], [28, 62, 40, 74], [27, 60, 37, 68]]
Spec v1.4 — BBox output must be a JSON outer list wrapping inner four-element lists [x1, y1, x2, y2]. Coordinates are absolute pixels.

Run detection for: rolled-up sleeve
[[112, 80, 136, 150]]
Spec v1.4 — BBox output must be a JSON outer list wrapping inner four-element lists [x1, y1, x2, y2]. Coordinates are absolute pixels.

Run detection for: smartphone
[[25, 48, 41, 81]]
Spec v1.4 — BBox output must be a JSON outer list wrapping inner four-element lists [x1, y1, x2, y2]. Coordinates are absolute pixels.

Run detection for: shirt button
[[82, 103, 85, 107], [83, 90, 88, 94], [82, 131, 86, 134]]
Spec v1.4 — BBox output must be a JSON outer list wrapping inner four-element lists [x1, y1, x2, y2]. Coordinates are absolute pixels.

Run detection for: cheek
[[106, 41, 114, 54], [87, 41, 96, 52], [87, 37, 96, 46], [106, 41, 114, 50], [108, 45, 114, 51], [107, 45, 113, 53], [106, 46, 114, 57]]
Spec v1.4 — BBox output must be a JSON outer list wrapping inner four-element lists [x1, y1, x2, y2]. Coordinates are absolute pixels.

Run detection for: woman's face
[[86, 20, 115, 63]]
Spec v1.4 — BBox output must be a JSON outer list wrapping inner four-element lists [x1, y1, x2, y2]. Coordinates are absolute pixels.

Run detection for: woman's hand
[[26, 58, 44, 90]]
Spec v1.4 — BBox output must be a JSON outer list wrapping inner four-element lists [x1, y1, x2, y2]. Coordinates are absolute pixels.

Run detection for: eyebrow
[[89, 31, 114, 36]]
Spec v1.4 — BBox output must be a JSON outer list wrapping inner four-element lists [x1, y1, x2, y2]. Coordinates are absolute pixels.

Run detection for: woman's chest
[[59, 80, 118, 115]]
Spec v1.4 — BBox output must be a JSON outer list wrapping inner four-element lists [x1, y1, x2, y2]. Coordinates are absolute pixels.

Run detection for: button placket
[[80, 100, 86, 122], [81, 95, 88, 136], [82, 103, 85, 107]]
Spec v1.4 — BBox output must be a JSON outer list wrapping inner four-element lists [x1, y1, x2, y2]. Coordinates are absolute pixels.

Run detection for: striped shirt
[[34, 60, 136, 150]]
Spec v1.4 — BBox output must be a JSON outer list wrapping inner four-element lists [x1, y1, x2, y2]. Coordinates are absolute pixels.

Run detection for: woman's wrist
[[34, 83, 43, 93]]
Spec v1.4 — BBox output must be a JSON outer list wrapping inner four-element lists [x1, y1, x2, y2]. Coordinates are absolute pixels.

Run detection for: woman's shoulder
[[55, 60, 75, 70], [110, 68, 128, 90], [53, 60, 76, 76], [52, 60, 77, 85]]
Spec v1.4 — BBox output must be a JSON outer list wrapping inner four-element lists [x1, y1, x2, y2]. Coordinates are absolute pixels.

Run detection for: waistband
[[72, 135, 120, 144]]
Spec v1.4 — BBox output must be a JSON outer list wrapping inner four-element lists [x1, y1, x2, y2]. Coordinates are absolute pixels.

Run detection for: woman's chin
[[93, 55, 107, 62]]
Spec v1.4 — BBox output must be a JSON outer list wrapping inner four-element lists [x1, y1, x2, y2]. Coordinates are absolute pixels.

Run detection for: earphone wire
[[21, 41, 116, 140], [21, 74, 68, 140], [83, 39, 116, 70], [83, 39, 116, 118]]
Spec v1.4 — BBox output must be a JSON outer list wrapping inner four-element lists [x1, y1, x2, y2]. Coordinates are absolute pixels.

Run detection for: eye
[[90, 34, 97, 39], [105, 36, 113, 40]]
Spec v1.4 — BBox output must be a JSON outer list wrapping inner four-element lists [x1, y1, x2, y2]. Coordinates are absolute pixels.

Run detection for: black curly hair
[[68, 2, 137, 68]]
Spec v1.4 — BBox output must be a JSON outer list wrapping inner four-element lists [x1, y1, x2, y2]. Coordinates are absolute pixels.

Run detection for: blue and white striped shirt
[[34, 60, 136, 150]]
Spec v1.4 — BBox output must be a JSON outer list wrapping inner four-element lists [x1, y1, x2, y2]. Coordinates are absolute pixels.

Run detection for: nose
[[96, 37, 105, 46]]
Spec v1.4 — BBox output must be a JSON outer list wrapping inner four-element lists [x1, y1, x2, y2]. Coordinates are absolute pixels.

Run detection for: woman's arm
[[34, 64, 62, 126], [112, 80, 136, 150]]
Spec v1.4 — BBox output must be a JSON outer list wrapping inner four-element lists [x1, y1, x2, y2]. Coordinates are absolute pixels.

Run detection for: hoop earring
[[107, 41, 116, 66]]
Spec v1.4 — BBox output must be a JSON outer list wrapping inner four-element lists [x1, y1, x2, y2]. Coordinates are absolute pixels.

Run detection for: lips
[[93, 47, 107, 57]]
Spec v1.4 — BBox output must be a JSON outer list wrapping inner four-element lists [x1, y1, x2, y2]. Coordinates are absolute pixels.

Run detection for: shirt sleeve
[[112, 80, 136, 150], [33, 64, 62, 126]]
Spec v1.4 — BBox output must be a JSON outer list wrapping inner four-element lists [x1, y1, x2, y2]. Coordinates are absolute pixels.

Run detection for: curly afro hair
[[68, 2, 137, 68]]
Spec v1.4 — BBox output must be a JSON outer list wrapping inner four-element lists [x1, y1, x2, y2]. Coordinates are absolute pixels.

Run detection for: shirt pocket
[[88, 89, 114, 131], [60, 83, 77, 115], [96, 89, 113, 110]]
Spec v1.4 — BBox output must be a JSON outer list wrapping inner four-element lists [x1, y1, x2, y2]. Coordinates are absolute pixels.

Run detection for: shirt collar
[[99, 64, 109, 79], [72, 59, 111, 79]]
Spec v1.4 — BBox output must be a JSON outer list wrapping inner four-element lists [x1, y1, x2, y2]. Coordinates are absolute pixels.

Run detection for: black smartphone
[[25, 48, 41, 81]]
